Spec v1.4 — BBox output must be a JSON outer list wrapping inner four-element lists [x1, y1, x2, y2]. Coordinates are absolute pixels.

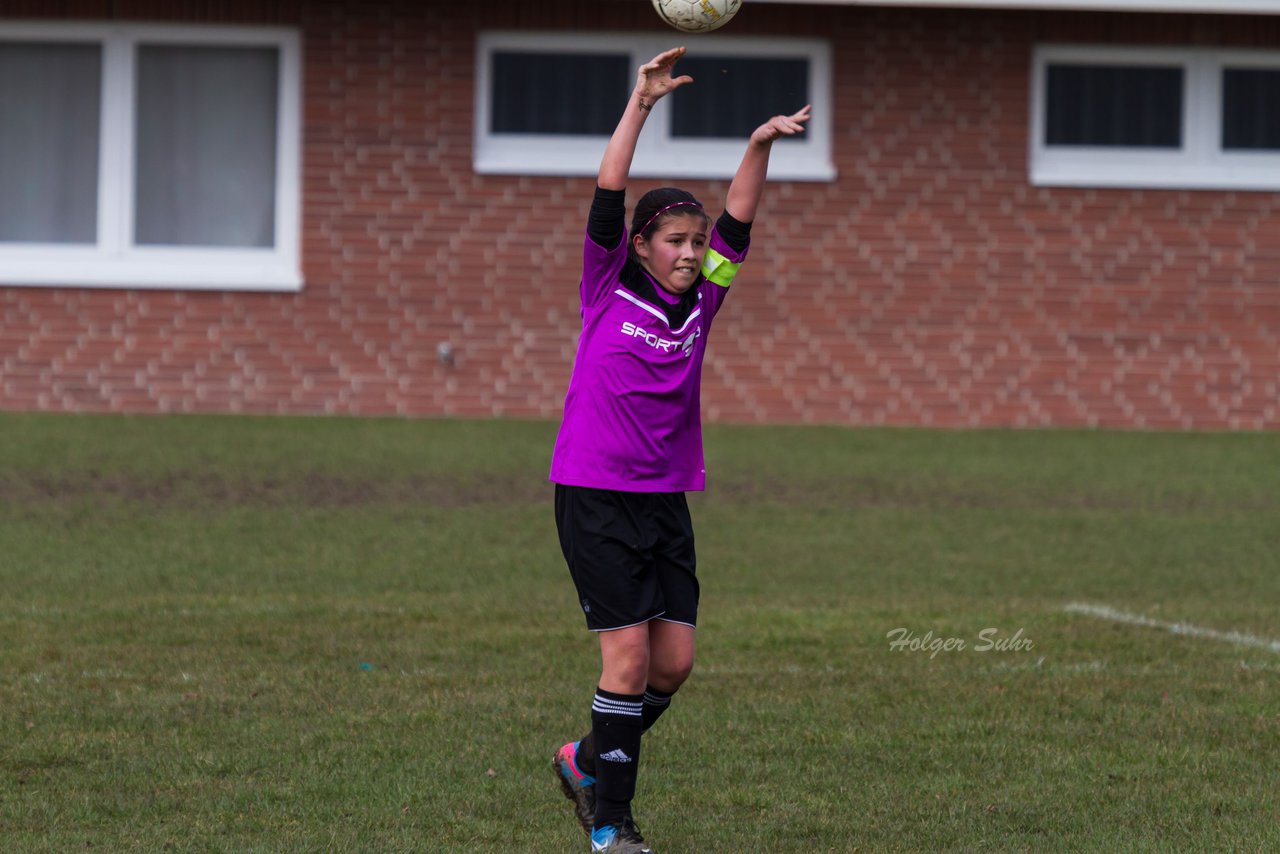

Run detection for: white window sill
[[1031, 150, 1280, 192], [0, 248, 303, 292], [475, 137, 836, 182]]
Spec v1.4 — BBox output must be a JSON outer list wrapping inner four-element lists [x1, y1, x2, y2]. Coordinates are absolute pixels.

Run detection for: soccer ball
[[652, 0, 743, 33]]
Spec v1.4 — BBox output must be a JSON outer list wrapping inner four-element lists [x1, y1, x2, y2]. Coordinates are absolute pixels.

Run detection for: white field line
[[1064, 602, 1280, 654]]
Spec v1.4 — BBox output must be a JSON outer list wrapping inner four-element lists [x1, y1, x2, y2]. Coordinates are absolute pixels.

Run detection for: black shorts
[[554, 484, 699, 632]]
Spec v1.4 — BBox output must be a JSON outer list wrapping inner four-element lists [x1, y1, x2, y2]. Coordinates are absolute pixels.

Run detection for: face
[[633, 213, 708, 295]]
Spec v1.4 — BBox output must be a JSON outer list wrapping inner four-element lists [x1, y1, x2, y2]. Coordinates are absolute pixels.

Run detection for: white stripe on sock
[[593, 695, 643, 716], [592, 699, 643, 711]]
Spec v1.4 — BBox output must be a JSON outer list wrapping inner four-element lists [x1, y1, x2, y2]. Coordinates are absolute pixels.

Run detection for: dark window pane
[[1046, 64, 1182, 148], [491, 52, 628, 135], [1222, 68, 1280, 151], [671, 57, 808, 140]]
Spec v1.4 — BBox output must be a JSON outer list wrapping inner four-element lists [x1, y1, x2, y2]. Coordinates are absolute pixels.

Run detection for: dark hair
[[628, 187, 710, 262]]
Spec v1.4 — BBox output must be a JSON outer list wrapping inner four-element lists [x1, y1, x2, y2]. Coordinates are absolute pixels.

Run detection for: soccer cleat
[[553, 740, 596, 837], [590, 817, 654, 853]]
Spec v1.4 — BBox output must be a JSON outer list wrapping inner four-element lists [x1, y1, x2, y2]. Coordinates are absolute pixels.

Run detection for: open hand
[[750, 105, 812, 146], [635, 47, 694, 108]]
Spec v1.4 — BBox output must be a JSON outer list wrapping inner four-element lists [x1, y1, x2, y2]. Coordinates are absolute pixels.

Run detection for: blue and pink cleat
[[590, 817, 654, 854], [553, 740, 597, 838]]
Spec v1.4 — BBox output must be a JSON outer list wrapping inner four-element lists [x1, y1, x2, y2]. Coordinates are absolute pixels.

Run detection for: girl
[[550, 46, 810, 854]]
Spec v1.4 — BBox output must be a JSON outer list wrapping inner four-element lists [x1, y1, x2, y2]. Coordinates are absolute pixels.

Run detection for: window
[[0, 23, 302, 291], [0, 43, 102, 244], [489, 51, 629, 136], [1044, 64, 1183, 148], [1222, 68, 1280, 150], [1031, 45, 1280, 191], [474, 33, 834, 181], [670, 56, 810, 140]]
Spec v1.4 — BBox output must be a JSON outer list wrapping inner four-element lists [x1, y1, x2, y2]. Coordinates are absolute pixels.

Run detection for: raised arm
[[598, 47, 694, 191], [724, 105, 812, 224]]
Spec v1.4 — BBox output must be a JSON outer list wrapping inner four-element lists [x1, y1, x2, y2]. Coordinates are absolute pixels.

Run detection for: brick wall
[[2, 1, 1278, 428]]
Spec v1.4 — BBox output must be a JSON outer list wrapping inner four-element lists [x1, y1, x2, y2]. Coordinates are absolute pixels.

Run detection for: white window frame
[[474, 31, 835, 182], [0, 22, 303, 291], [1031, 44, 1280, 191]]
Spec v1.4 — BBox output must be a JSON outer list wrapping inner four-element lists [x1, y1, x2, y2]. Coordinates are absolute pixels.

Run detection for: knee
[[600, 642, 650, 695], [650, 654, 694, 692]]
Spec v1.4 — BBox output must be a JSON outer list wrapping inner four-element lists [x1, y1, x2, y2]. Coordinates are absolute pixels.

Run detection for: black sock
[[590, 688, 644, 831], [577, 684, 676, 777], [576, 731, 596, 777], [642, 685, 675, 732]]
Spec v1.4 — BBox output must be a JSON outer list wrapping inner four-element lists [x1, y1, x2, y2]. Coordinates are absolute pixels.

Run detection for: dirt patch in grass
[[0, 470, 1272, 515], [0, 471, 552, 509], [707, 475, 1280, 515]]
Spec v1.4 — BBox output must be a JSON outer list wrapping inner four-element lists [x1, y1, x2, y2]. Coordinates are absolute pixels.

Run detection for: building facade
[[1, 0, 1278, 428]]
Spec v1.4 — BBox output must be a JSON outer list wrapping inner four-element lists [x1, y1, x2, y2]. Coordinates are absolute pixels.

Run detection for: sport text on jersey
[[620, 321, 700, 357]]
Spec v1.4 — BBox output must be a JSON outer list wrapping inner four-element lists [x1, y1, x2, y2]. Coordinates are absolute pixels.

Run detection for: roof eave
[[755, 0, 1280, 15]]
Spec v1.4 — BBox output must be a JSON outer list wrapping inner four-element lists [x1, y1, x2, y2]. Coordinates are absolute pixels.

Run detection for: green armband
[[701, 248, 742, 288]]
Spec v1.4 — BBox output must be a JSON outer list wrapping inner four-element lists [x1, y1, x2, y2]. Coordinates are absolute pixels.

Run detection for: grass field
[[2, 412, 1278, 852]]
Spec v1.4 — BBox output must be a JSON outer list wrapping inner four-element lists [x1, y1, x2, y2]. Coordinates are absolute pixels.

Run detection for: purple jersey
[[550, 217, 748, 492]]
